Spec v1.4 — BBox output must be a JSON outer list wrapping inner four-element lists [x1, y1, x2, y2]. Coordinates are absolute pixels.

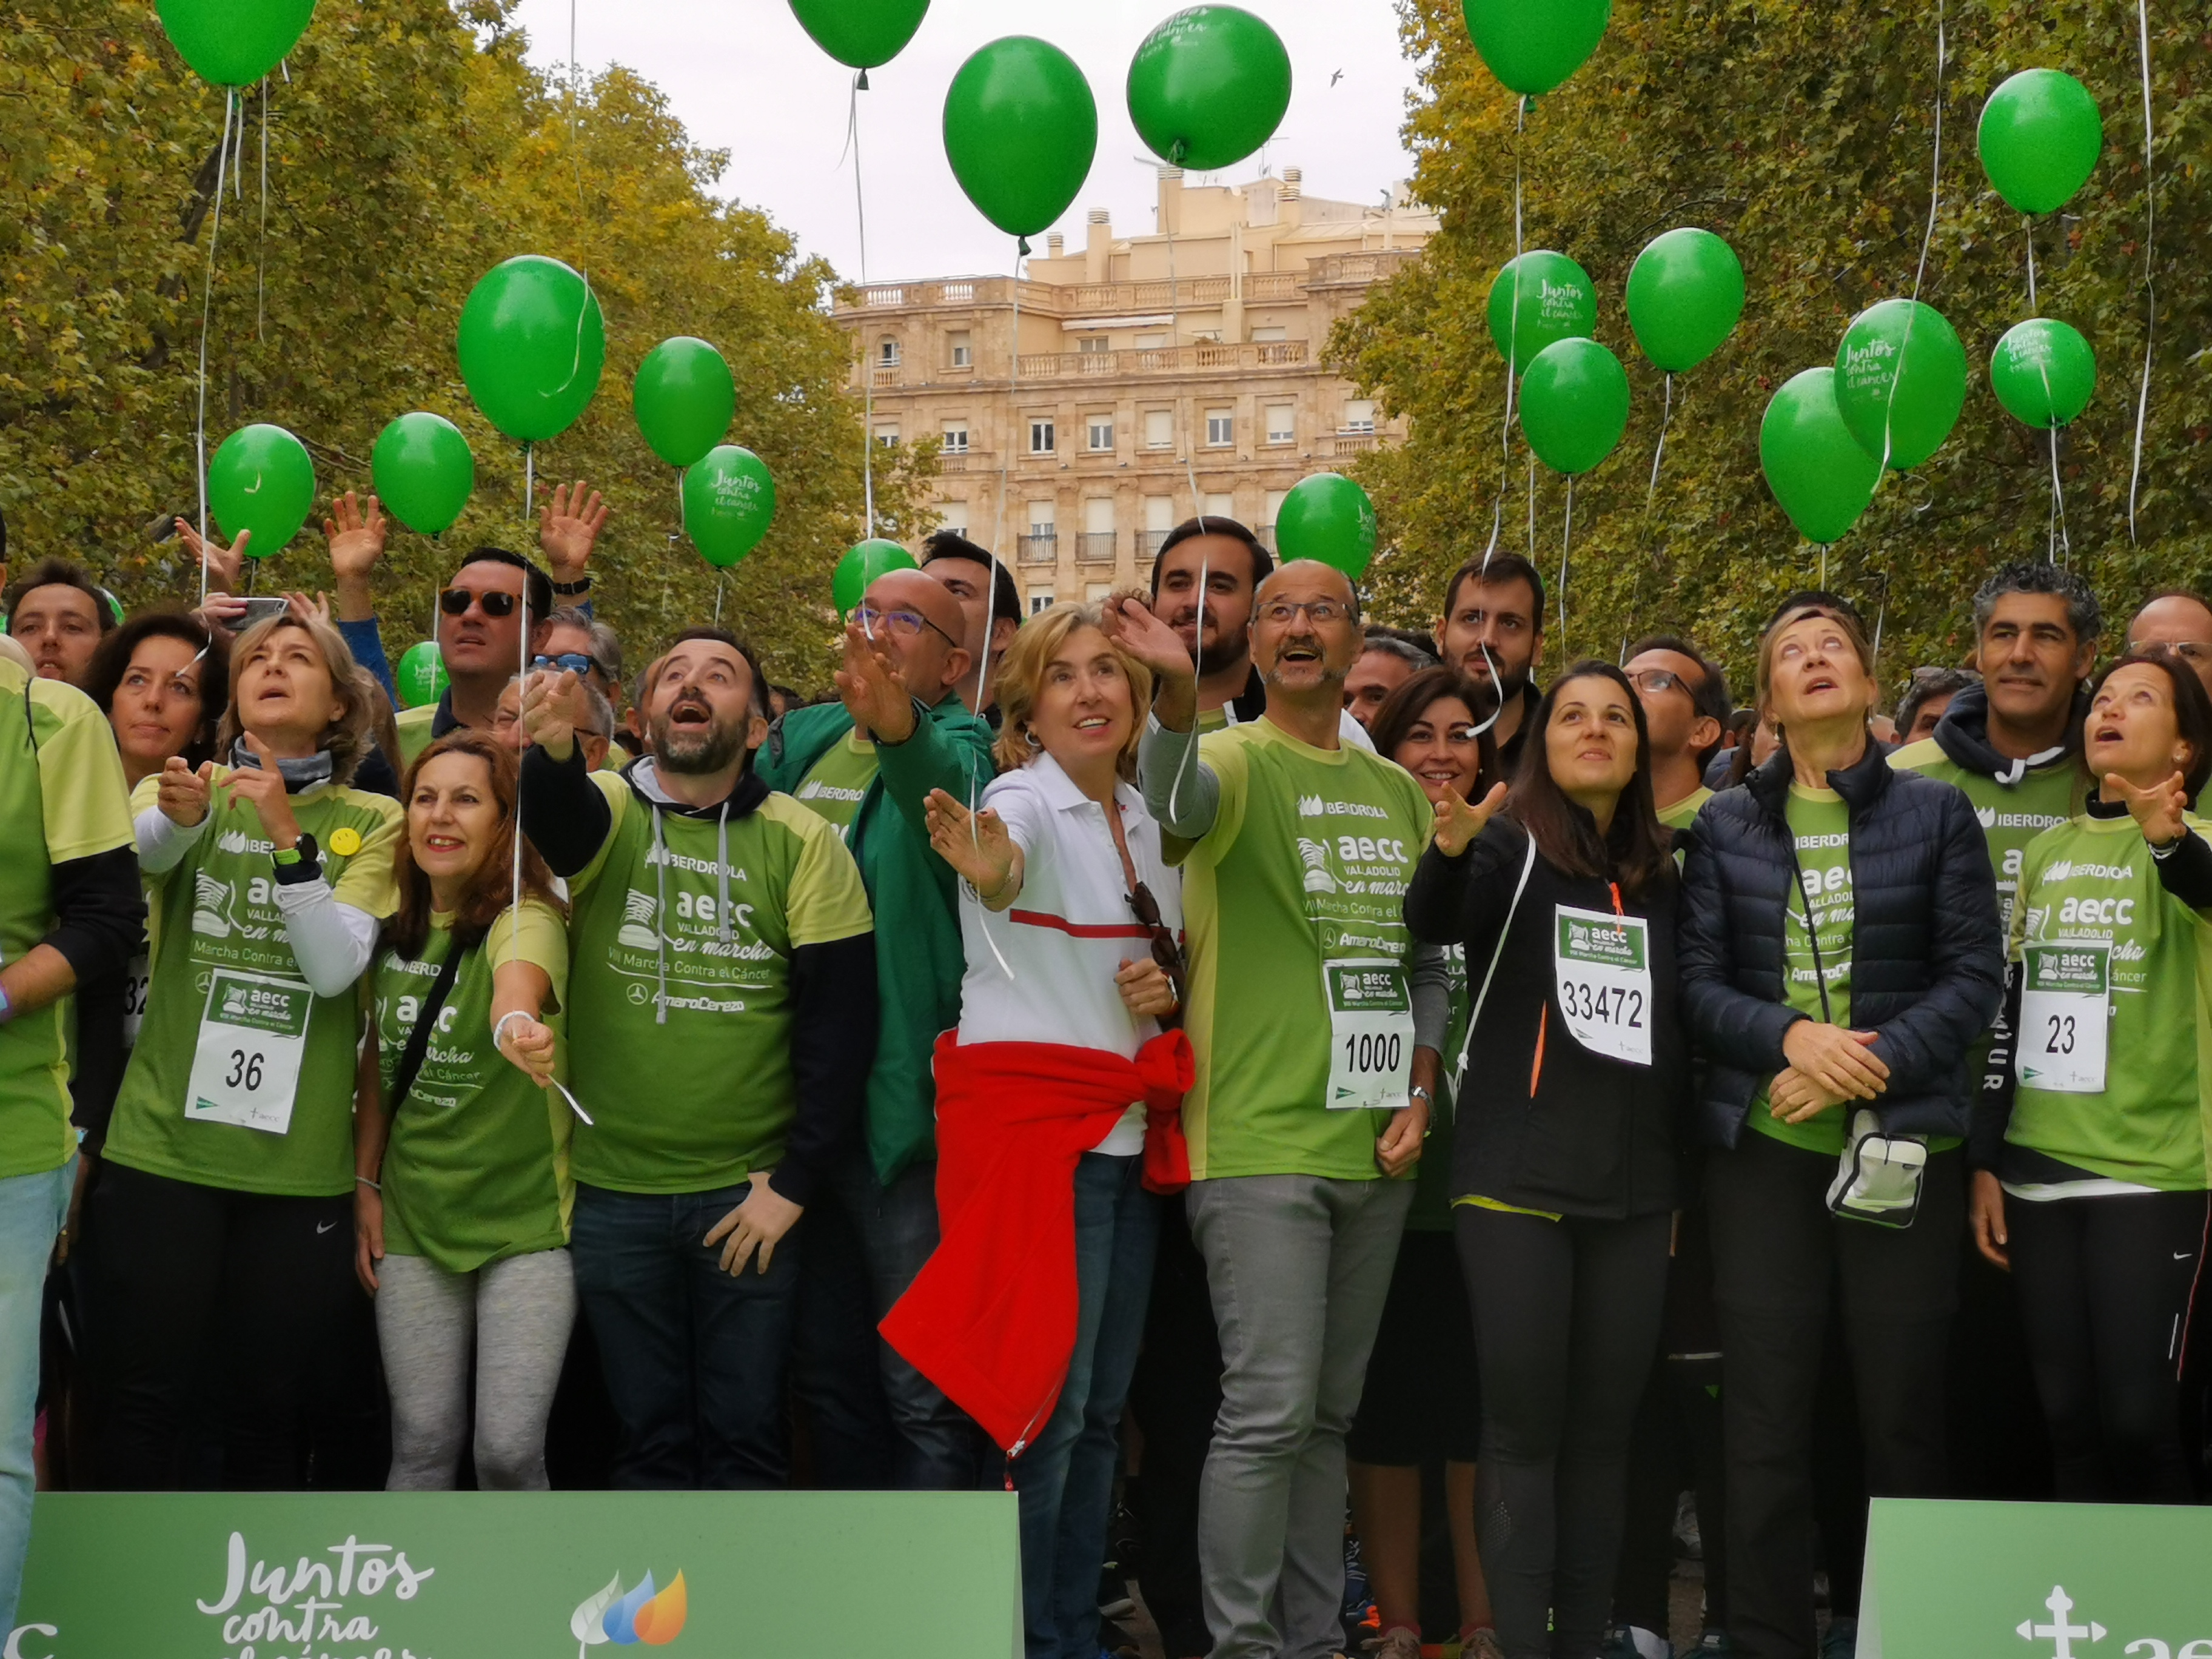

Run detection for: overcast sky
[[508, 0, 1425, 281]]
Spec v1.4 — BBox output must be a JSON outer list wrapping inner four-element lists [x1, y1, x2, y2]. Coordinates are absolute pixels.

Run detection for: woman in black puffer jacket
[[1678, 597, 2002, 1659]]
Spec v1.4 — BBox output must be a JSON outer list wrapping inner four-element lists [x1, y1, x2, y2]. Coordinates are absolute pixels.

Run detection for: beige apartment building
[[833, 166, 1436, 611]]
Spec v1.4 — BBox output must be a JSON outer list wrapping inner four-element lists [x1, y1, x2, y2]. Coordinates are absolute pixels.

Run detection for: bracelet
[[355, 1175, 380, 1192], [549, 575, 592, 596], [492, 1010, 532, 1050]]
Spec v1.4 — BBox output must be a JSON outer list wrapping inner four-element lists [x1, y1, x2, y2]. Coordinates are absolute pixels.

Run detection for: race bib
[[1552, 905, 1654, 1066], [1324, 958, 1413, 1112], [121, 951, 151, 1049], [185, 968, 312, 1134], [2017, 940, 2110, 1094]]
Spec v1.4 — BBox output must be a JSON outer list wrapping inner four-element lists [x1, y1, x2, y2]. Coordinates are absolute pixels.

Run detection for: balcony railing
[[936, 449, 987, 474], [1306, 249, 1423, 289], [1017, 532, 1059, 565], [1136, 529, 1172, 557], [1329, 431, 1380, 455], [869, 366, 901, 388], [836, 258, 1416, 318], [1076, 532, 1116, 563], [1014, 340, 1310, 380]]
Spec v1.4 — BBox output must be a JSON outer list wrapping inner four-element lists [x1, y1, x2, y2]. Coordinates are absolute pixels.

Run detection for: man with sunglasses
[[1624, 635, 1732, 830], [757, 566, 996, 1490]]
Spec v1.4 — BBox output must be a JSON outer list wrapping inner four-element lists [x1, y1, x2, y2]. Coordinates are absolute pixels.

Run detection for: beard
[[652, 694, 747, 775]]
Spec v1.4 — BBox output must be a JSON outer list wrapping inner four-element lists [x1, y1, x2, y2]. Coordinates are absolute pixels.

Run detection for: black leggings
[[2005, 1187, 2209, 1503], [1456, 1204, 1672, 1659], [79, 1161, 354, 1489]]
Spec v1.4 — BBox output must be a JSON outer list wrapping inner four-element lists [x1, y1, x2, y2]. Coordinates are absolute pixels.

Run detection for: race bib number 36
[[2018, 940, 2109, 1094], [1553, 906, 1653, 1067], [186, 968, 312, 1134], [1325, 959, 1413, 1112]]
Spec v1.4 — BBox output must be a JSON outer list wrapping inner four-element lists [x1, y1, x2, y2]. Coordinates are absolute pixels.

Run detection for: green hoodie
[[759, 694, 996, 1182]]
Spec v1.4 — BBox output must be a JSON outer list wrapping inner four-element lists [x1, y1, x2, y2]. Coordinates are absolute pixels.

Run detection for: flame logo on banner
[[572, 1569, 688, 1654]]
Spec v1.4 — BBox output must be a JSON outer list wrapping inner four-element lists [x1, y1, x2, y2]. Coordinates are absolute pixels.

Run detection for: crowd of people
[[1, 487, 2208, 1659]]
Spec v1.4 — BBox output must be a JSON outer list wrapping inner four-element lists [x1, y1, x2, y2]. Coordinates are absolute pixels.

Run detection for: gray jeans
[[1188, 1173, 1413, 1659], [375, 1247, 577, 1490]]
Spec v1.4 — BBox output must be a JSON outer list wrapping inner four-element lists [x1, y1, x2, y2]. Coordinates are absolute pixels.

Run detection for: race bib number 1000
[[1325, 959, 1413, 1112], [2018, 941, 2110, 1094], [186, 968, 312, 1134], [1553, 905, 1653, 1067]]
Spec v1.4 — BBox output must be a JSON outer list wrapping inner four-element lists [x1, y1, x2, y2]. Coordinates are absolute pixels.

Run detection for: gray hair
[[546, 606, 625, 685], [1894, 665, 1980, 734], [1971, 560, 2101, 645], [1359, 634, 1435, 671]]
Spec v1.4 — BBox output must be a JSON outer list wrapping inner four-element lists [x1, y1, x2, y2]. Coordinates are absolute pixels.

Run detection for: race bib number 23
[[2018, 941, 2109, 1094]]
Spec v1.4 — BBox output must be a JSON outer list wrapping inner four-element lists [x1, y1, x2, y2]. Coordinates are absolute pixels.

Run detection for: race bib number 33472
[[1553, 905, 1653, 1067]]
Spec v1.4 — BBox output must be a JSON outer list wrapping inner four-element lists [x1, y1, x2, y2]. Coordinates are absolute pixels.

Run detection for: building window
[[1265, 403, 1295, 444], [1342, 400, 1376, 434], [1087, 414, 1114, 452], [1030, 418, 1056, 456], [1252, 326, 1288, 343], [1027, 501, 1056, 534], [1205, 408, 1234, 447], [1028, 588, 1055, 615], [1134, 333, 1167, 351], [1143, 410, 1173, 449], [948, 330, 972, 368], [940, 500, 970, 533], [1261, 489, 1287, 548], [1078, 336, 1110, 354], [1202, 492, 1235, 520], [877, 337, 900, 367], [873, 423, 899, 448], [941, 424, 969, 454]]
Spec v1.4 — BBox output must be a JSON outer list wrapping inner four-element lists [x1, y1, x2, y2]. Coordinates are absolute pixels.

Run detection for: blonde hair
[[1754, 602, 1879, 728], [218, 612, 377, 784], [992, 602, 1155, 776]]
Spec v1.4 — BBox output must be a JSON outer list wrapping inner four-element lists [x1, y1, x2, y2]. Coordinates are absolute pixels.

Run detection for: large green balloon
[[683, 446, 777, 569], [1991, 318, 2097, 429], [634, 338, 736, 469], [943, 39, 1098, 242], [1833, 298, 1968, 470], [158, 0, 315, 87], [209, 424, 315, 557], [1486, 252, 1597, 367], [456, 255, 606, 443], [1519, 339, 1629, 475], [1461, 0, 1612, 96], [788, 0, 928, 72], [834, 538, 921, 618], [1127, 7, 1293, 173], [394, 642, 449, 711], [1978, 69, 2102, 215], [1625, 228, 1745, 373], [370, 412, 474, 536], [1275, 474, 1378, 580], [1758, 367, 1881, 545]]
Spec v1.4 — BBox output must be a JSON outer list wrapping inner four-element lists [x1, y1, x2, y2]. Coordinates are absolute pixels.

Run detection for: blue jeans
[[1011, 1151, 1159, 1659], [1, 1156, 72, 1634], [569, 1182, 802, 1490]]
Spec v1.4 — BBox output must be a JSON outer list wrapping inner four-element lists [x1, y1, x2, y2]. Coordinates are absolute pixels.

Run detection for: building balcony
[[1305, 249, 1424, 290], [868, 365, 902, 388], [1017, 532, 1059, 565], [835, 264, 1359, 320], [936, 448, 988, 474], [1014, 340, 1310, 381], [1076, 532, 1116, 563], [1327, 431, 1380, 455], [1136, 529, 1172, 557]]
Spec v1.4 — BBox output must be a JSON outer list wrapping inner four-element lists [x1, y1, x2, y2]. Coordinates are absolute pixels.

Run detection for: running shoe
[[1365, 1627, 1423, 1659], [1460, 1626, 1507, 1659]]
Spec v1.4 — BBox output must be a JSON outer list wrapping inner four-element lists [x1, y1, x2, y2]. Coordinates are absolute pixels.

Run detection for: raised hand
[[193, 592, 250, 644], [323, 492, 386, 622], [834, 618, 917, 743], [2105, 768, 2190, 848], [158, 754, 213, 828], [923, 788, 1020, 900], [520, 667, 587, 762], [223, 733, 302, 849], [176, 518, 248, 592], [1101, 592, 1198, 686], [284, 590, 332, 626], [538, 480, 608, 584], [1431, 780, 1509, 857]]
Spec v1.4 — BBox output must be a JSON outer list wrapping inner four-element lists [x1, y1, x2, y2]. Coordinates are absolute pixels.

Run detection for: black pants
[[1456, 1204, 1672, 1659], [2006, 1187, 2209, 1503], [1125, 1195, 1222, 1659], [1705, 1133, 1961, 1659], [79, 1161, 353, 1489]]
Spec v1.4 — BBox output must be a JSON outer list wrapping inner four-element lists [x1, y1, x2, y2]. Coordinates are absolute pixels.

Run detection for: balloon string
[[1162, 197, 1207, 535], [850, 76, 876, 538], [195, 88, 235, 607], [1646, 372, 1674, 507], [991, 244, 1021, 585], [2126, 0, 2155, 542], [558, 0, 597, 406], [1526, 451, 1536, 563], [1876, 0, 1946, 489], [525, 441, 535, 521], [256, 78, 268, 343], [2023, 214, 2037, 313], [2048, 424, 2071, 566], [1558, 474, 1574, 656], [714, 568, 725, 627], [1482, 96, 1529, 573], [1818, 542, 1829, 589]]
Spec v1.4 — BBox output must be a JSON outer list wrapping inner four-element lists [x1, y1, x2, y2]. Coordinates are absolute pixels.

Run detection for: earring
[[1024, 726, 1043, 749]]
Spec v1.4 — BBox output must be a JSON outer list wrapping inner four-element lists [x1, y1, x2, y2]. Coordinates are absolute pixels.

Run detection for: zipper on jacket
[[1529, 1002, 1547, 1097]]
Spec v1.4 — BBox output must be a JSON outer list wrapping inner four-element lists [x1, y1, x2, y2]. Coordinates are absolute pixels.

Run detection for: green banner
[[10, 1490, 1019, 1659], [1861, 1498, 2212, 1658]]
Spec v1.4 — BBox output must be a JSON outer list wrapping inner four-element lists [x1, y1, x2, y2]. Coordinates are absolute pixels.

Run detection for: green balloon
[[1979, 69, 2102, 215], [394, 642, 449, 711], [943, 38, 1098, 242], [1518, 338, 1629, 475], [1833, 298, 1968, 470], [1127, 7, 1293, 173], [787, 0, 928, 71], [1991, 318, 2097, 429], [455, 255, 606, 443], [683, 446, 776, 569], [1625, 228, 1745, 372], [157, 0, 315, 87], [1486, 251, 1597, 367], [1760, 368, 1882, 545], [209, 423, 315, 557], [634, 338, 736, 469], [834, 538, 921, 618], [1274, 474, 1378, 580], [1461, 0, 1611, 96], [370, 412, 474, 536]]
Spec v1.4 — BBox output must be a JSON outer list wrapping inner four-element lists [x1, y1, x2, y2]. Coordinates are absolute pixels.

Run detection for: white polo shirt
[[954, 751, 1184, 1155]]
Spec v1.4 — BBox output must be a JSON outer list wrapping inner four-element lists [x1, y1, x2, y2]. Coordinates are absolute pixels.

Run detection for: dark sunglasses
[[1127, 880, 1187, 1031], [440, 588, 520, 619], [534, 651, 603, 679]]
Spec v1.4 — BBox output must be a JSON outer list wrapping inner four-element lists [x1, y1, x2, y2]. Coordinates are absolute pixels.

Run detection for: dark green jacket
[[759, 694, 996, 1183]]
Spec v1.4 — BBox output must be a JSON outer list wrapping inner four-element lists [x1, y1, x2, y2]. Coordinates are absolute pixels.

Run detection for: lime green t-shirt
[[107, 770, 402, 1197], [2005, 813, 2212, 1191], [1890, 740, 2085, 935], [1657, 785, 1714, 833], [789, 731, 879, 834], [0, 663, 135, 1181], [395, 703, 440, 769], [561, 774, 874, 1193], [374, 900, 573, 1273], [1172, 719, 1434, 1181], [1752, 785, 1857, 1157]]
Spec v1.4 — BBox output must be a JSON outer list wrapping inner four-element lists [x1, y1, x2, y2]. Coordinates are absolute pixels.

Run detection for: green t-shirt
[[789, 731, 879, 834], [1172, 719, 1433, 1181], [1752, 785, 1857, 1157], [374, 900, 572, 1273], [0, 662, 136, 1181], [395, 702, 440, 769], [2005, 813, 2212, 1191], [1657, 785, 1714, 833], [561, 773, 874, 1194], [1889, 739, 2085, 934], [107, 771, 402, 1197]]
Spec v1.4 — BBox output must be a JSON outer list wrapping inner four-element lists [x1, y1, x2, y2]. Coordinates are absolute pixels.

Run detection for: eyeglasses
[[856, 605, 960, 649], [2127, 639, 2212, 665], [1626, 668, 1692, 697], [1126, 880, 1187, 1031], [440, 588, 520, 619], [533, 651, 602, 679], [1256, 599, 1347, 626]]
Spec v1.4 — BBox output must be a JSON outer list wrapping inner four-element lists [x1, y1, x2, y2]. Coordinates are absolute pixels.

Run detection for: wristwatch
[[1409, 1084, 1434, 1105], [550, 575, 592, 597], [272, 831, 322, 883]]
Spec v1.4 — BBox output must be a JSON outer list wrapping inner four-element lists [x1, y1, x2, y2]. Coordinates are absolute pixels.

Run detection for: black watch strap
[[272, 832, 323, 885], [549, 575, 592, 596]]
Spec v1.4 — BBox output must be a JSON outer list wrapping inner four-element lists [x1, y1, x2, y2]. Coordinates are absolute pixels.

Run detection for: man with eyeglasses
[[2124, 591, 2212, 694], [1624, 635, 1732, 830], [1114, 560, 1443, 1659], [757, 566, 994, 1489], [1433, 554, 1546, 770]]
